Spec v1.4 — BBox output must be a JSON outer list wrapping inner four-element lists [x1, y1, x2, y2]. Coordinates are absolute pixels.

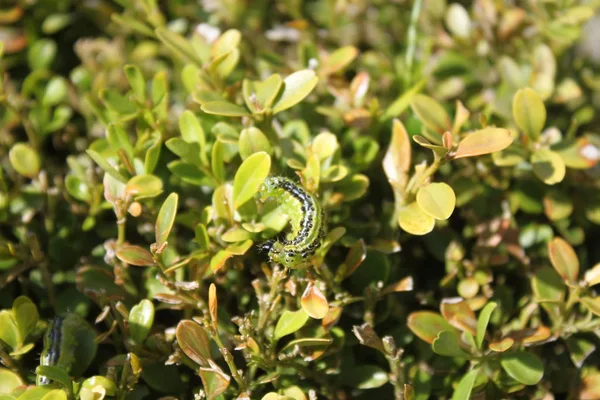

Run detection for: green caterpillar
[[258, 177, 326, 268], [37, 313, 97, 386]]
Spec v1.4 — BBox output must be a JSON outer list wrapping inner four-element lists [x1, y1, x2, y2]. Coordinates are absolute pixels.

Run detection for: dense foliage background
[[2, 0, 600, 399]]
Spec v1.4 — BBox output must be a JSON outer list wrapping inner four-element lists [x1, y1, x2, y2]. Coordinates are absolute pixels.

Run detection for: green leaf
[[548, 237, 579, 283], [531, 149, 565, 185], [42, 77, 68, 106], [579, 297, 600, 316], [199, 367, 230, 400], [344, 365, 389, 389], [475, 302, 497, 350], [107, 123, 134, 160], [381, 79, 425, 121], [116, 245, 154, 266], [99, 89, 137, 116], [453, 128, 514, 159], [201, 101, 250, 117], [155, 193, 179, 248], [321, 46, 358, 75], [35, 365, 72, 392], [81, 376, 117, 396], [398, 202, 435, 236], [9, 143, 40, 178], [242, 74, 283, 112], [513, 87, 546, 140], [179, 111, 207, 164], [166, 138, 202, 165], [144, 133, 161, 174], [531, 266, 565, 302], [176, 320, 211, 366], [407, 311, 454, 344], [28, 39, 56, 70], [239, 127, 272, 160], [233, 151, 271, 209], [566, 337, 596, 368], [336, 174, 369, 201], [410, 94, 451, 134], [155, 27, 203, 66], [416, 183, 456, 220], [124, 64, 146, 101], [272, 70, 318, 114], [12, 296, 38, 341], [432, 330, 470, 358], [0, 310, 20, 350], [129, 299, 154, 344], [211, 139, 226, 183], [86, 149, 127, 183], [40, 390, 67, 400], [274, 309, 309, 340], [500, 351, 544, 385], [451, 368, 480, 400], [125, 174, 163, 199]]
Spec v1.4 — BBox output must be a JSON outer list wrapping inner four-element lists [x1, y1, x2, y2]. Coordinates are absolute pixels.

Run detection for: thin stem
[[212, 332, 247, 393], [404, 0, 424, 89], [406, 156, 442, 195]]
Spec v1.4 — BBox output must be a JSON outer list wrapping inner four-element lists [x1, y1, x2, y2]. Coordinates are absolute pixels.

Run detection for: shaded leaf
[[531, 149, 565, 185], [500, 351, 544, 385], [432, 330, 470, 358]]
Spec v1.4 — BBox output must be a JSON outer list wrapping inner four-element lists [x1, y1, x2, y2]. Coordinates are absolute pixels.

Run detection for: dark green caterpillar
[[37, 313, 97, 386], [258, 177, 326, 268]]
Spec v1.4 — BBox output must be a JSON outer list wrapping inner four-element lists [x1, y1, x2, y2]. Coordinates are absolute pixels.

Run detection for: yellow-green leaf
[[233, 152, 271, 209], [201, 101, 250, 117], [239, 127, 272, 160], [155, 193, 178, 248], [125, 174, 163, 199], [513, 87, 546, 140], [272, 70, 318, 114], [416, 183, 456, 220], [453, 127, 513, 159], [274, 309, 309, 340], [398, 202, 435, 235], [410, 94, 451, 134], [548, 237, 579, 283], [531, 149, 565, 185], [9, 143, 40, 178]]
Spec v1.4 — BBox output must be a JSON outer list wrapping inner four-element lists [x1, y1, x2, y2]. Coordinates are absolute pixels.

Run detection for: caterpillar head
[[258, 240, 274, 253]]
